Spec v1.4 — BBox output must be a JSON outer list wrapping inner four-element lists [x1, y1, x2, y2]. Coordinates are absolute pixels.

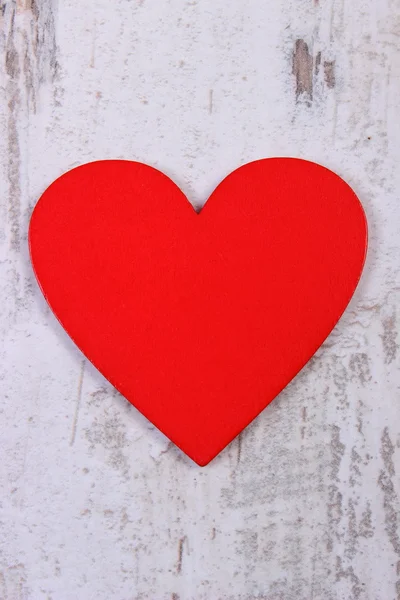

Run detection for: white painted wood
[[1, 1, 399, 598]]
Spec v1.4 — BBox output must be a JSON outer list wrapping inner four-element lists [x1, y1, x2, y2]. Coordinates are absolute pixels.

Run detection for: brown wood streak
[[176, 536, 188, 574], [323, 60, 336, 88], [2, 0, 57, 257], [292, 40, 336, 105], [292, 39, 314, 103]]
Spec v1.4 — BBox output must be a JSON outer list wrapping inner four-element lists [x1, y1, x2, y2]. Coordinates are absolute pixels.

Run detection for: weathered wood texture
[[0, 1, 399, 598]]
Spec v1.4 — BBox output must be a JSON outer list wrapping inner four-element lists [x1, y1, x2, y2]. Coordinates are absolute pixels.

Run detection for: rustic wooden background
[[1, 1, 399, 599]]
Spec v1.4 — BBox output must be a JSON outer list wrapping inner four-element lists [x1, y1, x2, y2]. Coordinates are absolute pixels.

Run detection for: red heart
[[29, 159, 367, 465]]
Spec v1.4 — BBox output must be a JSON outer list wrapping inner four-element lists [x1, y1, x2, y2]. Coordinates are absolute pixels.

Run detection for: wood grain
[[0, 0, 399, 598]]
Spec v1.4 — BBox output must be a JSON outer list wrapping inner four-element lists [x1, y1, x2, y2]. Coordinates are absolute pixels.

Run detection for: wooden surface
[[0, 1, 399, 599]]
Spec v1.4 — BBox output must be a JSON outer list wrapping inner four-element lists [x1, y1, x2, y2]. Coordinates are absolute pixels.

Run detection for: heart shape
[[29, 159, 367, 465]]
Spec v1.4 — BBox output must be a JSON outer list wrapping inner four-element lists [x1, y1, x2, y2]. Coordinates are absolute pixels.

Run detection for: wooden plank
[[0, 0, 399, 598]]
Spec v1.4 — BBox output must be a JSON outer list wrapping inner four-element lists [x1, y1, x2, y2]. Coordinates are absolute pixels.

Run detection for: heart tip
[[189, 452, 217, 467]]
